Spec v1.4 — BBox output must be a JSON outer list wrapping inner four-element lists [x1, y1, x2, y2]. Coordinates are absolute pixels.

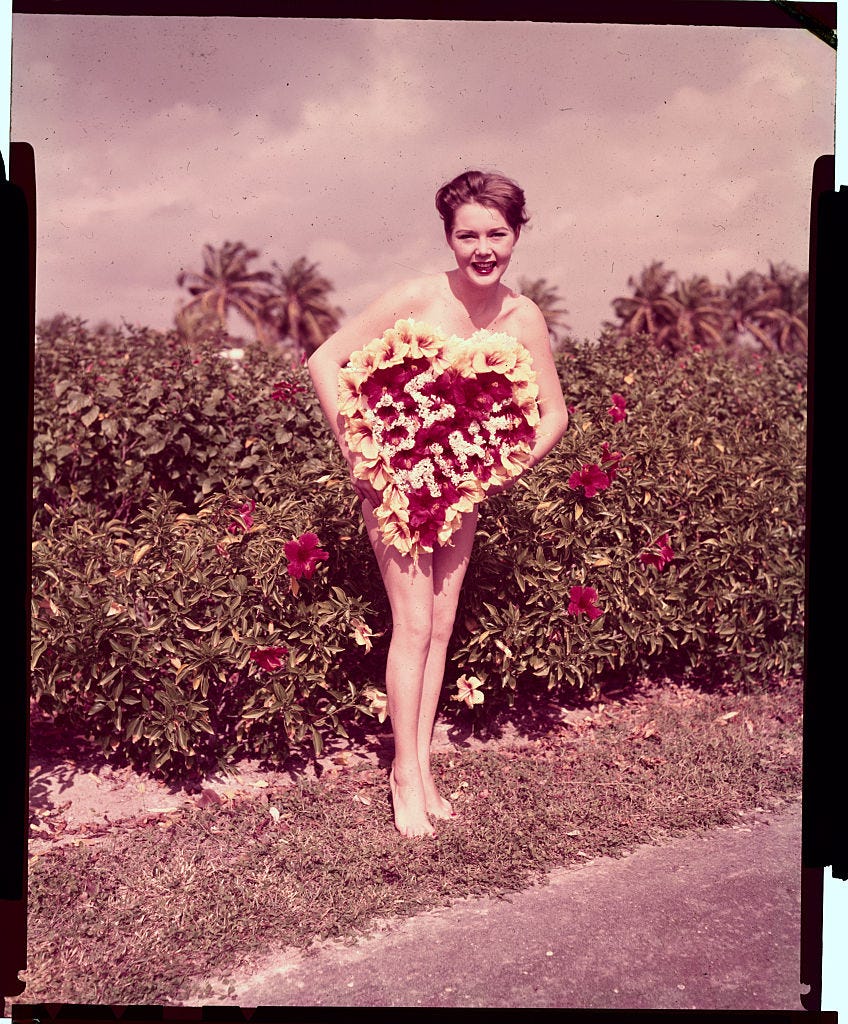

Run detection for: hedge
[[30, 318, 807, 777]]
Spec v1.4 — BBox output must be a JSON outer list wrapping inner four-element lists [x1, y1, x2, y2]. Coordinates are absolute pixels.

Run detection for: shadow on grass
[[27, 665, 795, 809]]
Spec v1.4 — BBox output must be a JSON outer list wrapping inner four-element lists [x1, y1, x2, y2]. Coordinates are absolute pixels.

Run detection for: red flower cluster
[[227, 500, 255, 534], [568, 463, 610, 497], [568, 443, 625, 497], [566, 585, 603, 620], [608, 393, 627, 422], [639, 533, 674, 571], [249, 646, 288, 671], [338, 321, 539, 558], [600, 441, 624, 479], [271, 377, 307, 402], [284, 532, 329, 579]]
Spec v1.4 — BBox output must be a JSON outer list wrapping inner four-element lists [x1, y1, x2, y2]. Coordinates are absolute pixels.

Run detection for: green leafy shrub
[[454, 334, 806, 698], [31, 316, 335, 529], [31, 489, 381, 775], [30, 320, 806, 777]]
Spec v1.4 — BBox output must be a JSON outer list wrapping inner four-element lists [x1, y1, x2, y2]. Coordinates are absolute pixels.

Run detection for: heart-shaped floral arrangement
[[338, 319, 540, 559]]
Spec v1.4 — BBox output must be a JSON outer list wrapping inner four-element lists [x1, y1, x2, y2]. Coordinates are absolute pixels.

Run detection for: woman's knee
[[430, 604, 460, 648], [389, 611, 434, 653]]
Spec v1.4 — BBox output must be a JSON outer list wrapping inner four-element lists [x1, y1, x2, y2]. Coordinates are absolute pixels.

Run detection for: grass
[[17, 677, 802, 1007]]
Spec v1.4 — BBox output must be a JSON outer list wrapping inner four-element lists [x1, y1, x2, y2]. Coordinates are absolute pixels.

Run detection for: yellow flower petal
[[451, 674, 485, 708], [378, 517, 415, 555], [348, 346, 382, 374], [371, 327, 411, 369], [450, 345, 476, 376], [380, 482, 410, 517], [505, 346, 536, 383], [364, 687, 389, 723], [346, 420, 378, 458], [470, 344, 517, 375], [352, 457, 391, 492]]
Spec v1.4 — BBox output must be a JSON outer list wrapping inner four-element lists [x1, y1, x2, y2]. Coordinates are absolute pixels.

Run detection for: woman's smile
[[471, 259, 496, 276]]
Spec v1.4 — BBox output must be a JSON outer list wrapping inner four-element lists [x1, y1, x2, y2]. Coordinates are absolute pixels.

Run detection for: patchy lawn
[[17, 677, 802, 1006]]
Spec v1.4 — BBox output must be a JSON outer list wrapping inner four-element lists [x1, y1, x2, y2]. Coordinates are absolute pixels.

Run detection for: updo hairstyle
[[435, 170, 530, 237]]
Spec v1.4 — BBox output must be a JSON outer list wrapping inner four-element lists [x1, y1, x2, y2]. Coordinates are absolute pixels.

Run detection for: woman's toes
[[390, 765, 435, 838]]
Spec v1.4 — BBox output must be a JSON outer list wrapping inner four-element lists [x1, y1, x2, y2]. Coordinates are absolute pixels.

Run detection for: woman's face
[[447, 202, 518, 288]]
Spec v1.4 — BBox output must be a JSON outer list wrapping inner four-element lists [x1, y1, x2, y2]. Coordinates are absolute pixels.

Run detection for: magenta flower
[[422, 367, 468, 409], [608, 393, 627, 423], [284, 532, 329, 579], [567, 585, 603, 620], [405, 484, 461, 552], [639, 533, 675, 571], [271, 378, 307, 402], [568, 463, 611, 497], [227, 500, 256, 534], [249, 646, 288, 671], [600, 442, 624, 481]]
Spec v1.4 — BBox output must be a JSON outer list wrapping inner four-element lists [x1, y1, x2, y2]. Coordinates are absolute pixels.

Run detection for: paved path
[[203, 801, 803, 1010]]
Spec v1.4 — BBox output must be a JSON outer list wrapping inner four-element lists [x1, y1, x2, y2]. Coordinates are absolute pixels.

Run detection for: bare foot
[[389, 763, 435, 838], [421, 773, 455, 820]]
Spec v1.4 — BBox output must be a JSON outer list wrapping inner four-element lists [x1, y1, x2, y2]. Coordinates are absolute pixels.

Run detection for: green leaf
[[81, 405, 101, 428]]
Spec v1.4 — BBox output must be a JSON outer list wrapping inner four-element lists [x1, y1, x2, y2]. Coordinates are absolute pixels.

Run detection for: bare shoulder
[[371, 273, 443, 320], [503, 291, 566, 415], [309, 274, 440, 368], [504, 292, 549, 346]]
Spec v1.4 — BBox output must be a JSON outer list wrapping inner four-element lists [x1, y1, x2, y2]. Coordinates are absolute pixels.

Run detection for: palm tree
[[176, 241, 273, 343], [725, 263, 808, 354], [668, 274, 733, 350], [604, 261, 682, 348], [265, 257, 344, 357], [517, 277, 571, 347]]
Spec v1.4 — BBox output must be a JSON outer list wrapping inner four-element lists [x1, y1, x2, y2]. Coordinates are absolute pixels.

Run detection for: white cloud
[[11, 17, 835, 341]]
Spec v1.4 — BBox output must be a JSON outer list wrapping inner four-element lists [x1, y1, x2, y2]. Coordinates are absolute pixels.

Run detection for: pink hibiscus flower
[[284, 532, 329, 579], [639, 533, 675, 571], [271, 378, 307, 402], [227, 500, 256, 534], [249, 646, 289, 671], [608, 393, 627, 423], [568, 463, 611, 497], [599, 442, 624, 481], [566, 585, 604, 620]]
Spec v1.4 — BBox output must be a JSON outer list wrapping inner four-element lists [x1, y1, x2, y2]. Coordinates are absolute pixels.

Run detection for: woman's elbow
[[307, 347, 328, 383], [550, 406, 569, 443]]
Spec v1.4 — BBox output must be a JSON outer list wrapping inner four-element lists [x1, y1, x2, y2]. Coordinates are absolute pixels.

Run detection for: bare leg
[[417, 507, 479, 817], [362, 500, 435, 838]]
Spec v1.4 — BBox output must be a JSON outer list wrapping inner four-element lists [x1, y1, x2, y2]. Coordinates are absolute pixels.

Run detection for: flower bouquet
[[338, 318, 540, 559]]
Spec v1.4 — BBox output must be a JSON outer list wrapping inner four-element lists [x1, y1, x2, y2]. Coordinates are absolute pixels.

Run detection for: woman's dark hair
[[435, 170, 530, 236]]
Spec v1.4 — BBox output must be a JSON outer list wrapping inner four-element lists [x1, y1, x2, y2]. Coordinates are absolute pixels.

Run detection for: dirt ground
[[26, 690, 582, 856]]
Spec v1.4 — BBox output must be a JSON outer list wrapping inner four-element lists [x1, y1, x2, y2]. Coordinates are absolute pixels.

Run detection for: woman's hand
[[484, 476, 518, 498], [345, 451, 383, 506], [351, 475, 383, 507]]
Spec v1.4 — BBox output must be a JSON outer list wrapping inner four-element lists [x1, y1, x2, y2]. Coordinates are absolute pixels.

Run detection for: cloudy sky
[[10, 13, 836, 342]]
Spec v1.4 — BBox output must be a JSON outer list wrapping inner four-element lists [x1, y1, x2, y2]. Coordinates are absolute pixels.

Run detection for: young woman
[[308, 170, 569, 838]]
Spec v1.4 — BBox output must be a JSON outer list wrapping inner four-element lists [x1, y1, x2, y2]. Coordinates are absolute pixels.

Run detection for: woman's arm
[[307, 279, 422, 503], [516, 299, 569, 471], [483, 303, 567, 498]]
